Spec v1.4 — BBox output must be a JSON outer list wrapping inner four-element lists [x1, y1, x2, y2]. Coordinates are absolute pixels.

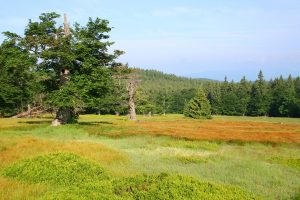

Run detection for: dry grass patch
[[0, 136, 127, 170], [0, 118, 50, 131], [0, 177, 47, 200]]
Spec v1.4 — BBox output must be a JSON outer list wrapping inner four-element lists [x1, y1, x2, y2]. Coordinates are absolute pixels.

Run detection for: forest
[[134, 69, 300, 117]]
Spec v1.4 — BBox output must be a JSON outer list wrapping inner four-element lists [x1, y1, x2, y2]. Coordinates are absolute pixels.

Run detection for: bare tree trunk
[[11, 105, 42, 118], [127, 77, 137, 120]]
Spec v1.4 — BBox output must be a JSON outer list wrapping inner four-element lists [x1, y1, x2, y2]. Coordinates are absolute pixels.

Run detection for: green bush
[[3, 152, 109, 186]]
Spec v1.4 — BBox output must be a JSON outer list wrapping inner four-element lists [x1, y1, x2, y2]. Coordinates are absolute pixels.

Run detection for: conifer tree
[[281, 75, 297, 117], [247, 70, 270, 116], [207, 82, 222, 115], [184, 88, 212, 119], [236, 76, 251, 115]]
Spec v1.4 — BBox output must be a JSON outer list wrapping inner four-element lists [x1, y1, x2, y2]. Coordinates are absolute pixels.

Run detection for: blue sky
[[0, 0, 300, 81]]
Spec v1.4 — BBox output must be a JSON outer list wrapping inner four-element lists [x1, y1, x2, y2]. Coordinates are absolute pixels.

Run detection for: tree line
[[135, 70, 300, 118]]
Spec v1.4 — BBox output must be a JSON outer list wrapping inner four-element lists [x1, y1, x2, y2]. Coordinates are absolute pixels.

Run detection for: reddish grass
[[107, 120, 300, 143]]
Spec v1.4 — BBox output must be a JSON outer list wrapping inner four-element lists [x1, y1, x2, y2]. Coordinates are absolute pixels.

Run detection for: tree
[[170, 88, 196, 114], [236, 76, 251, 115], [294, 77, 300, 99], [126, 75, 138, 120], [10, 12, 123, 124], [206, 82, 222, 115], [269, 75, 297, 117], [135, 89, 156, 115], [247, 70, 270, 116], [283, 75, 297, 117], [0, 33, 38, 117], [294, 77, 300, 117], [184, 88, 212, 119]]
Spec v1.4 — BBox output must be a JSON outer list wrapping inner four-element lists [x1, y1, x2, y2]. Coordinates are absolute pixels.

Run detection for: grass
[[269, 157, 300, 171], [0, 114, 299, 199], [2, 153, 260, 200]]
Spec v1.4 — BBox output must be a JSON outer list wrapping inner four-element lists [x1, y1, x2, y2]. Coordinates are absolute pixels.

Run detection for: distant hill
[[134, 68, 215, 93]]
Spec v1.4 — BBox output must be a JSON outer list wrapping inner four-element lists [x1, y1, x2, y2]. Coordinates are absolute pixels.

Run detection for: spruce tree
[[236, 76, 251, 116], [207, 82, 222, 115], [247, 70, 270, 116], [281, 75, 297, 117], [269, 77, 285, 116], [184, 88, 212, 119], [270, 75, 297, 117]]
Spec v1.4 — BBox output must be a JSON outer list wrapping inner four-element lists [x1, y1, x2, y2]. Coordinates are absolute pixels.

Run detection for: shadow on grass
[[78, 121, 113, 126], [18, 120, 51, 124]]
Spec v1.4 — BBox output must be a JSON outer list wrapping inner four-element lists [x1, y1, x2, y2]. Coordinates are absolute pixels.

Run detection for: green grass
[[0, 114, 300, 199], [269, 157, 300, 171]]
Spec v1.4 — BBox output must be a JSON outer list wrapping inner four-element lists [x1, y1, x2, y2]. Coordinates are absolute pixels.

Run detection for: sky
[[0, 0, 300, 81]]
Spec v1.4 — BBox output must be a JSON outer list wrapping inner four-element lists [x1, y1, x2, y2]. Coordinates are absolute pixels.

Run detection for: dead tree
[[113, 66, 139, 121], [126, 76, 138, 120]]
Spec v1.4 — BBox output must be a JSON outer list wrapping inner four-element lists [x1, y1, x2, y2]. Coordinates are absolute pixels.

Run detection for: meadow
[[0, 115, 299, 199]]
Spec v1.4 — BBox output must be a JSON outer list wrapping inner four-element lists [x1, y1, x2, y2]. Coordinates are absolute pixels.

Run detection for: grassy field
[[0, 114, 299, 199]]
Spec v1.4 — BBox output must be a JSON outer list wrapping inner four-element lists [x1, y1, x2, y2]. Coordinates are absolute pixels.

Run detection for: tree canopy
[[0, 12, 124, 123]]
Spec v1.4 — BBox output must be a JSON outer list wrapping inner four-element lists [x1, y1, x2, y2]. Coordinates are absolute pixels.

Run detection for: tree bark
[[52, 107, 76, 126]]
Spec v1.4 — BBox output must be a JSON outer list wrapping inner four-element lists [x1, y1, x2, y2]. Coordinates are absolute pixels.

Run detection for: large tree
[[5, 12, 123, 124]]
